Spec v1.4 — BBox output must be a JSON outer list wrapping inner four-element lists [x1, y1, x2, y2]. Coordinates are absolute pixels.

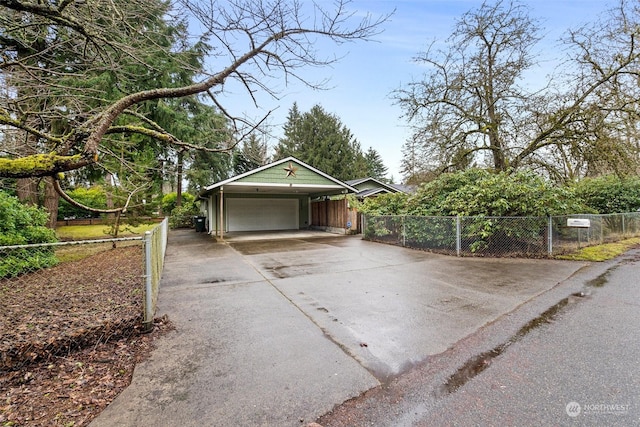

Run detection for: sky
[[214, 0, 614, 182]]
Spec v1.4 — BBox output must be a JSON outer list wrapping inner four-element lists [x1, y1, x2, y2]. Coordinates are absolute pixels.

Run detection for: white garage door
[[226, 198, 299, 232]]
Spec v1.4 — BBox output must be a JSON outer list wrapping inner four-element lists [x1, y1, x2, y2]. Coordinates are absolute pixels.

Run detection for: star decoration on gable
[[283, 162, 298, 178]]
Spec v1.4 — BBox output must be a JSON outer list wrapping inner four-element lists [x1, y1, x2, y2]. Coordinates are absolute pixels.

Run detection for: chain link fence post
[[143, 230, 153, 331], [548, 215, 553, 256], [456, 216, 461, 257]]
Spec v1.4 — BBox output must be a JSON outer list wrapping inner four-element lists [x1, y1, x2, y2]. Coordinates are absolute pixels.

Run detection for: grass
[[54, 222, 159, 263], [55, 241, 141, 263], [56, 223, 158, 240], [555, 237, 640, 262]]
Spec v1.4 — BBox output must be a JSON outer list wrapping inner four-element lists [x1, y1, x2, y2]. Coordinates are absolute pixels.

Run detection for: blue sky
[[218, 0, 613, 182]]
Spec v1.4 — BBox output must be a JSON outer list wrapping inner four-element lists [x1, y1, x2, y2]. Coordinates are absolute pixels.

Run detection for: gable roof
[[388, 183, 415, 193], [356, 187, 393, 198], [345, 177, 411, 197], [200, 157, 357, 196]]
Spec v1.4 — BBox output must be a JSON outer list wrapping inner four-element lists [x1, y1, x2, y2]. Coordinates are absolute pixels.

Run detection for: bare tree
[[395, 0, 640, 181], [533, 0, 640, 179], [0, 0, 388, 180], [395, 0, 541, 173]]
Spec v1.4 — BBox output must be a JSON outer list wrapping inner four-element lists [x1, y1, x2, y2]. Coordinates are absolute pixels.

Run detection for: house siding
[[235, 161, 337, 186]]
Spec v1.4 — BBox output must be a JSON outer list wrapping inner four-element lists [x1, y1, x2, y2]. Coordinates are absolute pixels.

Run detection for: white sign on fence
[[567, 218, 591, 228]]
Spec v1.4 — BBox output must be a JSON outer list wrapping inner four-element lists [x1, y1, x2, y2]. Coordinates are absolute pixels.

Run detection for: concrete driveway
[[91, 230, 587, 427]]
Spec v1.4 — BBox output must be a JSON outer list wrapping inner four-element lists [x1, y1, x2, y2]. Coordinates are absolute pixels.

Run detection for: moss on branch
[[0, 153, 87, 178]]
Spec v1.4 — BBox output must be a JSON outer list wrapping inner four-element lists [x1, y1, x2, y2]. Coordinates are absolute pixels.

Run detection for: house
[[198, 157, 358, 239], [345, 177, 412, 199]]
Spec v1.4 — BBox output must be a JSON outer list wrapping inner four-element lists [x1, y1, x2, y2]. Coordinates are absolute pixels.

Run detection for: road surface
[[318, 249, 640, 427]]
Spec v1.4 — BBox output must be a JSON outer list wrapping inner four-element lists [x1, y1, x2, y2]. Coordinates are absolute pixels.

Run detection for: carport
[[198, 157, 357, 239]]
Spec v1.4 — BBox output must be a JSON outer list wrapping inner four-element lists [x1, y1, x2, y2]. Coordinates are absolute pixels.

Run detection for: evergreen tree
[[274, 103, 302, 160], [233, 134, 268, 175], [276, 103, 367, 180], [364, 147, 388, 180]]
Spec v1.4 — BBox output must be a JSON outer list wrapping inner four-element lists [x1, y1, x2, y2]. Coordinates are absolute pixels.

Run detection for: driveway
[[91, 230, 587, 426]]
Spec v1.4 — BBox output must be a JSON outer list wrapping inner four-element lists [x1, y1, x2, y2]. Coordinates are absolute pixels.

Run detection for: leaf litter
[[0, 245, 172, 426]]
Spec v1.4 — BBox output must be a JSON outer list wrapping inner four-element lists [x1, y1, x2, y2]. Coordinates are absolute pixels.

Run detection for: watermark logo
[[566, 401, 630, 417], [566, 401, 581, 417]]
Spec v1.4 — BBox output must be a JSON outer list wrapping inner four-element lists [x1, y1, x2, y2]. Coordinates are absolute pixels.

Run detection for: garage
[[226, 198, 299, 232], [199, 156, 357, 239]]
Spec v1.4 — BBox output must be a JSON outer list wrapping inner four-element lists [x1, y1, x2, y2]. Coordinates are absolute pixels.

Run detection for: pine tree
[[276, 103, 368, 180], [364, 147, 388, 180], [274, 102, 303, 159], [232, 134, 268, 175]]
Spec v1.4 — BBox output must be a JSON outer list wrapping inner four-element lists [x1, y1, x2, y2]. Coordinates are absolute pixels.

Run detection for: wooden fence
[[311, 199, 360, 233]]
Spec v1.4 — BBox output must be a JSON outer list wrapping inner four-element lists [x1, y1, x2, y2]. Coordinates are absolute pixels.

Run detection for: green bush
[[0, 191, 58, 277], [404, 215, 458, 250], [169, 202, 200, 229], [161, 192, 196, 216], [358, 192, 409, 216], [409, 169, 586, 217], [363, 169, 591, 253], [573, 175, 640, 214], [360, 169, 587, 217], [57, 186, 107, 219]]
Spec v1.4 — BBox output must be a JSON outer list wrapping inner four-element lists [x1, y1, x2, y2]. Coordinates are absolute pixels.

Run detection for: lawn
[[56, 223, 159, 240], [54, 223, 161, 263]]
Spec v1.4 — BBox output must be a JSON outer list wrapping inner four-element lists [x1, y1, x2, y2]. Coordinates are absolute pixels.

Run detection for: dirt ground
[[0, 245, 172, 426]]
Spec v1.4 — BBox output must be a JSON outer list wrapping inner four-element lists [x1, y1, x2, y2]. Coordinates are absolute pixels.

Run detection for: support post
[[219, 186, 224, 241]]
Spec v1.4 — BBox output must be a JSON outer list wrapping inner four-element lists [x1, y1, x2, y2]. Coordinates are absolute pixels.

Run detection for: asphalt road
[[317, 249, 640, 427]]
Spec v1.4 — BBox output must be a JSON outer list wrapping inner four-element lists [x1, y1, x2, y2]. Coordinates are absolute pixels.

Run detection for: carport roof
[[200, 156, 358, 197]]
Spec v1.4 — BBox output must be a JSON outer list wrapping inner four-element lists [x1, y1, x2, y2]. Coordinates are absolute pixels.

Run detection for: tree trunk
[[16, 178, 39, 205], [43, 177, 59, 228], [15, 133, 39, 204], [489, 131, 506, 171], [105, 172, 115, 219], [176, 150, 184, 208]]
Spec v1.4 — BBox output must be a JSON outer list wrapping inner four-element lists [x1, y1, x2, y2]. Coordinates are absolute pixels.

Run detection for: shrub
[[0, 191, 58, 277], [169, 202, 200, 229], [408, 169, 586, 217], [573, 175, 640, 214], [363, 169, 591, 253], [57, 186, 107, 219], [161, 192, 196, 216], [358, 192, 409, 216]]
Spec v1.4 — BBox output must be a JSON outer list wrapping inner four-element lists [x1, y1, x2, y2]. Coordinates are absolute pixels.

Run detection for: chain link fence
[[143, 218, 168, 327], [551, 213, 640, 254], [0, 218, 168, 370], [364, 212, 640, 257]]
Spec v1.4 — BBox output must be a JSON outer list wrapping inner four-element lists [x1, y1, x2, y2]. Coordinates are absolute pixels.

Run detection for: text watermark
[[566, 401, 630, 417]]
